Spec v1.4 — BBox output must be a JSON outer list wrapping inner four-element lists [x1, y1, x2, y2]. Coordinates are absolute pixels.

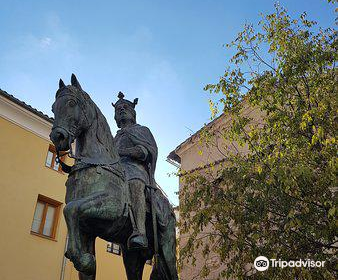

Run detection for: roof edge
[[167, 96, 253, 164], [0, 89, 54, 124], [167, 113, 225, 164]]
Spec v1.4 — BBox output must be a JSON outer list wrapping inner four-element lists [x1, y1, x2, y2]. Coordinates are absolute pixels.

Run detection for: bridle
[[52, 89, 92, 172], [52, 89, 121, 176], [54, 88, 92, 131]]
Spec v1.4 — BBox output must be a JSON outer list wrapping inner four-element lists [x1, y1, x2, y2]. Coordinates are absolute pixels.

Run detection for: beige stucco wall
[[175, 104, 263, 280], [178, 104, 261, 172]]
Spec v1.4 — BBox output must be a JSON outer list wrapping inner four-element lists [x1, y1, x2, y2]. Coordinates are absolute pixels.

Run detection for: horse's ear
[[59, 79, 66, 89], [71, 73, 82, 90]]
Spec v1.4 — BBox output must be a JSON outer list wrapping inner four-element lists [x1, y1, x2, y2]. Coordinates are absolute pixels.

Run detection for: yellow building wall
[[0, 117, 69, 280], [64, 239, 152, 280], [0, 116, 152, 280]]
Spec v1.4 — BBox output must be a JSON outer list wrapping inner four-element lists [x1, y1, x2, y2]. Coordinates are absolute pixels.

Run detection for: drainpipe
[[60, 234, 69, 280]]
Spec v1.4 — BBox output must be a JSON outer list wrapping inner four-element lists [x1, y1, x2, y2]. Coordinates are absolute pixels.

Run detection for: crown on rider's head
[[118, 91, 124, 99], [112, 91, 138, 108]]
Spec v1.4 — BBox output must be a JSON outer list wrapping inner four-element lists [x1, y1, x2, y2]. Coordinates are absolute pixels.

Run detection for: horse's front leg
[[78, 234, 96, 280], [65, 191, 120, 272], [63, 200, 83, 261], [64, 200, 97, 276]]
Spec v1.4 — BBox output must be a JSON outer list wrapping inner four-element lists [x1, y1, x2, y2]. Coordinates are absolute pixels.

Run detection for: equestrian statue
[[49, 74, 178, 280]]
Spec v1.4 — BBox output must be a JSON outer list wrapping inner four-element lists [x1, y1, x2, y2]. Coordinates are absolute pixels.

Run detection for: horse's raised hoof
[[78, 253, 96, 276]]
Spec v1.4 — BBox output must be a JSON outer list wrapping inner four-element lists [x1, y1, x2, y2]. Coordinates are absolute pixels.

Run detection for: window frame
[[30, 194, 62, 241], [45, 144, 65, 173], [107, 242, 121, 255]]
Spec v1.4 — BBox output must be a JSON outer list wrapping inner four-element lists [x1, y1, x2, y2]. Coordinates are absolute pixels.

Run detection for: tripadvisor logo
[[254, 256, 269, 271], [254, 256, 326, 271]]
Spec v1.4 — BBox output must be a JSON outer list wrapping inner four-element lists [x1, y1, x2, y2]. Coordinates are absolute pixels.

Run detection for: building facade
[[0, 90, 152, 280], [167, 103, 261, 279]]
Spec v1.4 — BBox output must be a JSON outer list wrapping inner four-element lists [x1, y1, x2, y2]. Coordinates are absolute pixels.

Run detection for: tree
[[179, 3, 337, 279]]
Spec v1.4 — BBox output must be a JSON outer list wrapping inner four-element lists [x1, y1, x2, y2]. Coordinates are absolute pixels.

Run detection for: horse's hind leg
[[151, 215, 179, 280], [162, 216, 179, 279], [121, 245, 147, 280]]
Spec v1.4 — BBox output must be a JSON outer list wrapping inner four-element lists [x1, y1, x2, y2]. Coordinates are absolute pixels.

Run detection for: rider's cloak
[[114, 124, 158, 185], [115, 124, 174, 228]]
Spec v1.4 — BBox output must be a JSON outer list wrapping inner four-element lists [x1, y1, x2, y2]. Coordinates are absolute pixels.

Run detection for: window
[[31, 194, 62, 240], [107, 243, 121, 255], [45, 144, 65, 172]]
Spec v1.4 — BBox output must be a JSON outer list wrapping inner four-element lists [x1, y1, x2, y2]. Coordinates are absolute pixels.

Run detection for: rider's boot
[[128, 180, 148, 250]]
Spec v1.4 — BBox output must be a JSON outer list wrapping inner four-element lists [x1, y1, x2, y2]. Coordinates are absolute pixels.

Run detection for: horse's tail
[[150, 213, 179, 280]]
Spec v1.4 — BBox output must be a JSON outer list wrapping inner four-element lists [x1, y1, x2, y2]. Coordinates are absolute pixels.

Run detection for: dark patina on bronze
[[50, 74, 178, 280]]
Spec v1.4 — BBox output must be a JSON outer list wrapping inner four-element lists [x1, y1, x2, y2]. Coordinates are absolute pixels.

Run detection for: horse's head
[[50, 74, 95, 152]]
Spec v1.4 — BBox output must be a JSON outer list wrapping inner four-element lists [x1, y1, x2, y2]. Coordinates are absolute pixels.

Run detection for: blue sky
[[0, 0, 336, 205]]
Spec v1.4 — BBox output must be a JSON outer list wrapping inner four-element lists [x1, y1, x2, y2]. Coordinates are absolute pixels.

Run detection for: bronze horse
[[50, 74, 178, 280]]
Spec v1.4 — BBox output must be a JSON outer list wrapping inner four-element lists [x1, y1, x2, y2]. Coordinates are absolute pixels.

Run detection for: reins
[[55, 139, 121, 176], [55, 150, 72, 173]]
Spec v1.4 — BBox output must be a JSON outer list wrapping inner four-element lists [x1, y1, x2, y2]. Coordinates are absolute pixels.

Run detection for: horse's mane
[[82, 90, 117, 157]]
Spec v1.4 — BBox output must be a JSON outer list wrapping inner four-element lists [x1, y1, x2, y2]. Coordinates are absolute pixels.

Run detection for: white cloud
[[2, 13, 80, 63], [40, 37, 52, 48]]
